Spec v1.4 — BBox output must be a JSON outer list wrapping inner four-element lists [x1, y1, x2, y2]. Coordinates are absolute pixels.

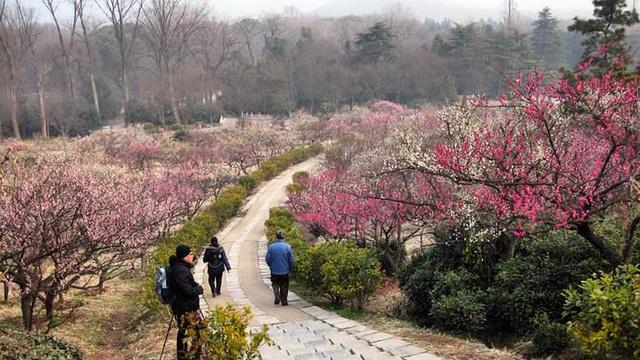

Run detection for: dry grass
[[0, 278, 179, 360]]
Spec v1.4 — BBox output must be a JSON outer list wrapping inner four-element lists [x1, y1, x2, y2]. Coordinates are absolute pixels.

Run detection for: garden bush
[[399, 224, 609, 356], [430, 289, 487, 334], [529, 313, 572, 357], [264, 207, 307, 255], [182, 104, 222, 124], [238, 173, 261, 192], [0, 328, 83, 360], [184, 305, 271, 360], [489, 231, 607, 334], [172, 128, 189, 141], [127, 102, 161, 125], [296, 241, 382, 309], [398, 248, 438, 317], [564, 264, 640, 359]]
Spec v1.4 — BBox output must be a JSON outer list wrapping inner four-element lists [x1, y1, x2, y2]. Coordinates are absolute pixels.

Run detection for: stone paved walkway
[[192, 158, 445, 360]]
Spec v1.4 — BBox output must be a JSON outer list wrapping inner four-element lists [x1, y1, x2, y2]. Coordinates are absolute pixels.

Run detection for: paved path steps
[[191, 158, 444, 360]]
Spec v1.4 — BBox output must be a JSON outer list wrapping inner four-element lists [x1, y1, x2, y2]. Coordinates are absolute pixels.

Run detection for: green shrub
[[297, 242, 382, 309], [529, 313, 571, 357], [127, 102, 164, 125], [489, 231, 607, 334], [238, 173, 261, 192], [210, 186, 246, 220], [264, 207, 307, 255], [430, 269, 481, 301], [258, 161, 279, 180], [265, 207, 296, 241], [564, 264, 640, 359], [142, 122, 160, 134], [185, 305, 271, 360], [430, 289, 487, 334], [0, 328, 83, 359], [182, 104, 222, 124], [398, 248, 438, 318], [292, 171, 309, 183], [170, 124, 185, 131], [286, 182, 304, 194], [172, 128, 189, 141]]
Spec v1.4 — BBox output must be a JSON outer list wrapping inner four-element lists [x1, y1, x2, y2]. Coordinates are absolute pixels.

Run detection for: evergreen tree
[[569, 0, 639, 77], [531, 7, 566, 72], [489, 30, 535, 94], [354, 22, 395, 64]]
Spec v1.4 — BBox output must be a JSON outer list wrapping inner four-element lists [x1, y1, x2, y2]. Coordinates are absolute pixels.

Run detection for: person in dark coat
[[167, 244, 203, 359], [265, 230, 294, 306], [202, 236, 231, 297]]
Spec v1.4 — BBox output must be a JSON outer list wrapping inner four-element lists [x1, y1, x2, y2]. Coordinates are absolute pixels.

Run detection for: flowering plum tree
[[0, 155, 201, 329]]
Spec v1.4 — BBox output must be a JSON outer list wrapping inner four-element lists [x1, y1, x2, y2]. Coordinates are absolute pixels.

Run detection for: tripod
[[159, 316, 173, 360]]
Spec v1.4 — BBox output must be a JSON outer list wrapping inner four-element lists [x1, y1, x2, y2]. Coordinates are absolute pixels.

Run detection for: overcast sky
[[19, 0, 597, 22], [208, 0, 595, 19]]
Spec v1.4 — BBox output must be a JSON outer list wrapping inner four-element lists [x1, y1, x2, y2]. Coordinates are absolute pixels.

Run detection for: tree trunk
[[140, 254, 146, 274], [20, 292, 36, 330], [90, 73, 101, 120], [122, 65, 131, 125], [36, 72, 48, 138], [2, 279, 8, 302], [168, 72, 182, 125], [504, 235, 517, 259], [8, 83, 21, 140], [44, 289, 55, 321], [576, 222, 621, 266], [81, 14, 101, 121]]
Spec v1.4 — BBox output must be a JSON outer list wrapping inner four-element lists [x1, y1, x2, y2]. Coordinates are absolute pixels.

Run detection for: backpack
[[208, 248, 224, 270], [155, 267, 175, 305]]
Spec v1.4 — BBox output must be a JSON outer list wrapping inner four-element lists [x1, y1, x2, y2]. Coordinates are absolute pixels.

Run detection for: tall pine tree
[[354, 22, 395, 64], [531, 7, 566, 72], [569, 0, 639, 77]]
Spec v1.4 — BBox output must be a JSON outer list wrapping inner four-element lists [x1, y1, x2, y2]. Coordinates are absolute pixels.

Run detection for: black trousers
[[207, 271, 223, 296], [271, 273, 289, 304]]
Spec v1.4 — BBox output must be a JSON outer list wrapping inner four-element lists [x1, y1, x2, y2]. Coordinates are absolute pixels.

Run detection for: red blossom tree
[[363, 66, 640, 265], [287, 167, 431, 274]]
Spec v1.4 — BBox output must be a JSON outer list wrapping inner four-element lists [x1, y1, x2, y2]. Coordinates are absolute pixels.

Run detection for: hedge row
[[264, 207, 307, 255], [237, 145, 323, 193], [142, 144, 323, 314]]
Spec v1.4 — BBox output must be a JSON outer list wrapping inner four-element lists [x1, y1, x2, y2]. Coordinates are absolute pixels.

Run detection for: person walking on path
[[203, 236, 231, 297], [167, 244, 204, 359], [265, 230, 294, 306]]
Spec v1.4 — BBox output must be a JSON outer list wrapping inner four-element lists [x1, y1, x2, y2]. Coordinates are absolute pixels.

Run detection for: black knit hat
[[176, 244, 191, 259]]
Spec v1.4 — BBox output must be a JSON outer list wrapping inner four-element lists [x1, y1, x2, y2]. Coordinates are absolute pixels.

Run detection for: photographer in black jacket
[[167, 244, 203, 359]]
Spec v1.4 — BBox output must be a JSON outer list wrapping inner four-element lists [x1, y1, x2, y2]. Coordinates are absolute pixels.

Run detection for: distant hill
[[312, 0, 591, 23], [313, 0, 495, 21]]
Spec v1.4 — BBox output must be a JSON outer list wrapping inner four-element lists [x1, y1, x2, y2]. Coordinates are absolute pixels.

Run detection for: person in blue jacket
[[265, 229, 294, 306]]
